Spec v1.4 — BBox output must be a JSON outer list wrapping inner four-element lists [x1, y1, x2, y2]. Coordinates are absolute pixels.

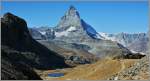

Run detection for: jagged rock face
[[99, 32, 148, 53], [1, 13, 69, 80]]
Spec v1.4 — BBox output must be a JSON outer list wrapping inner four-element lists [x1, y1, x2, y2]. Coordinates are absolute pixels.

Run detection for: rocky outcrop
[[109, 56, 149, 80], [1, 12, 69, 80]]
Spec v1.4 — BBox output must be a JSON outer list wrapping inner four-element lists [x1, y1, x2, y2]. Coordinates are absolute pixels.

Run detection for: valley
[[36, 57, 149, 80]]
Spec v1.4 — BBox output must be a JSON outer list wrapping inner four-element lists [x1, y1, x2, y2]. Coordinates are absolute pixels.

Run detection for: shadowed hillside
[[1, 13, 69, 80]]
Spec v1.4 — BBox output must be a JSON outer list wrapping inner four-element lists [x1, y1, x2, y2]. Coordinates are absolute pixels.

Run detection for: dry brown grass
[[39, 59, 139, 80]]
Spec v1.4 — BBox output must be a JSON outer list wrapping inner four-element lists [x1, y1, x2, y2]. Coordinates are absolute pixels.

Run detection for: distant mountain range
[[30, 26, 148, 54], [99, 32, 148, 54]]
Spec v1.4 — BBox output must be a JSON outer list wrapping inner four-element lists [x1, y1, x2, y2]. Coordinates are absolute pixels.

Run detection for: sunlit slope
[[43, 59, 138, 80]]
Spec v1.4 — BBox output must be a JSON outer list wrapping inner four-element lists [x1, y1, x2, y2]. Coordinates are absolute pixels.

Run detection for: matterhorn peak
[[66, 5, 80, 17], [56, 5, 81, 28], [54, 5, 104, 40]]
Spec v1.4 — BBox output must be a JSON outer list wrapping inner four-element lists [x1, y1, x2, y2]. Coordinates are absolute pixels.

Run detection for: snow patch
[[55, 31, 69, 37], [55, 26, 77, 37], [67, 26, 77, 32]]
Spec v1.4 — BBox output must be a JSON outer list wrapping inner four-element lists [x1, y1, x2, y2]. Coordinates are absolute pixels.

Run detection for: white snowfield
[[55, 25, 104, 39], [55, 26, 77, 37]]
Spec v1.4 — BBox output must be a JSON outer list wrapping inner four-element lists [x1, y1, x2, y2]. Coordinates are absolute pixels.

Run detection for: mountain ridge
[[99, 32, 148, 54]]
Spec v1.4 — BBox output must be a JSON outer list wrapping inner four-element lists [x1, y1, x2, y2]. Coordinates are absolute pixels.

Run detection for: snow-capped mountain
[[30, 6, 104, 42], [99, 32, 148, 53], [54, 5, 104, 42]]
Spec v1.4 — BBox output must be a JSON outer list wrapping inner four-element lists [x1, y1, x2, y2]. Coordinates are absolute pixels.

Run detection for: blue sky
[[1, 1, 149, 33]]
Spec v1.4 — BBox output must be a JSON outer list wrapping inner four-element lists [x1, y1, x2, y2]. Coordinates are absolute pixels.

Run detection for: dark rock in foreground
[[1, 49, 42, 80], [1, 12, 69, 80]]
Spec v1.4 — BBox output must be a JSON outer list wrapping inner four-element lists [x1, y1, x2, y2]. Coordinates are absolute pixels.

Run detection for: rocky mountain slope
[[1, 13, 69, 80], [38, 40, 98, 66], [29, 28, 98, 66], [99, 32, 148, 53]]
